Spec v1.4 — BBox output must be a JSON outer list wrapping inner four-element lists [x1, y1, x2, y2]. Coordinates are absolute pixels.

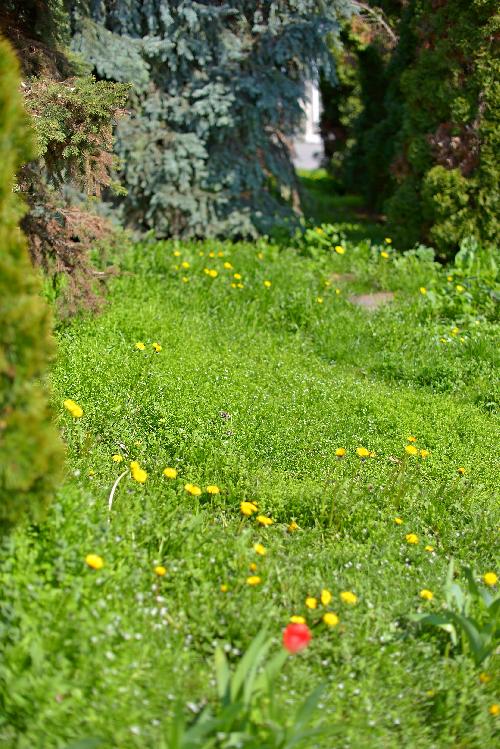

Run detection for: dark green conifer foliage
[[69, 1, 352, 237], [332, 0, 499, 258], [0, 39, 64, 531]]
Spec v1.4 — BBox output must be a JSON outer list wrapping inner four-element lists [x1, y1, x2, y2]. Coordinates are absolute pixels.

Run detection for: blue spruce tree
[[69, 1, 352, 237]]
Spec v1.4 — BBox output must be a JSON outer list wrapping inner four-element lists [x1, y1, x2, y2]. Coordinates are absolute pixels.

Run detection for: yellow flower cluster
[[130, 461, 147, 484], [86, 554, 169, 579], [356, 446, 376, 459], [403, 436, 429, 459], [291, 586, 358, 630], [135, 341, 162, 352]]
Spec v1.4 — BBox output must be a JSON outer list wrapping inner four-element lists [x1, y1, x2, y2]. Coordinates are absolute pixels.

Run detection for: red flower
[[282, 623, 312, 654]]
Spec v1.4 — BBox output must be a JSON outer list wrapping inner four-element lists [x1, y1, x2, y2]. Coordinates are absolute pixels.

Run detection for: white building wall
[[292, 79, 324, 169]]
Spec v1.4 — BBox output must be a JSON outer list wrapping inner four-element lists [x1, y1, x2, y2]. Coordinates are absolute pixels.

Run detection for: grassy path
[[1, 238, 498, 747]]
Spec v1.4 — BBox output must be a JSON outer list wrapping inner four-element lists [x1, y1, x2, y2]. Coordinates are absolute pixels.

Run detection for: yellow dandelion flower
[[233, 273, 242, 280], [85, 554, 104, 570], [479, 672, 492, 684], [236, 283, 244, 289], [135, 341, 146, 351], [419, 589, 433, 601], [231, 282, 237, 288], [420, 449, 429, 459], [456, 284, 465, 293], [254, 543, 266, 556], [356, 447, 370, 459], [384, 237, 392, 244], [220, 584, 229, 592], [184, 483, 202, 496], [246, 576, 261, 586], [405, 533, 419, 545], [63, 399, 83, 418], [451, 327, 459, 336], [323, 612, 339, 627], [447, 275, 453, 282], [223, 262, 233, 270], [407, 436, 417, 443], [324, 279, 332, 287], [208, 251, 215, 258], [152, 342, 162, 352], [340, 591, 357, 605], [206, 485, 220, 495], [489, 704, 500, 717], [317, 297, 324, 304], [457, 467, 466, 475], [256, 515, 273, 527], [162, 467, 178, 479], [424, 545, 434, 552], [335, 245, 346, 255], [288, 520, 299, 532], [131, 462, 147, 484], [173, 250, 181, 257], [321, 589, 332, 606], [335, 447, 346, 458], [240, 501, 258, 516], [217, 251, 224, 258], [290, 615, 306, 624], [405, 445, 419, 456], [112, 454, 123, 462], [263, 280, 272, 288], [335, 288, 341, 295], [483, 572, 498, 587], [181, 261, 190, 269], [249, 562, 258, 572], [380, 251, 389, 259], [208, 269, 218, 278], [419, 287, 427, 295], [182, 277, 189, 283], [305, 597, 318, 610], [394, 517, 403, 525], [154, 565, 167, 577], [257, 252, 264, 260]]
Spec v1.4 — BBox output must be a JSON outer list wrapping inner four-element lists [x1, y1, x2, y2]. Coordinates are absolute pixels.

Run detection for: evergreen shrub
[[69, 0, 352, 238], [324, 1, 499, 259], [0, 38, 64, 531]]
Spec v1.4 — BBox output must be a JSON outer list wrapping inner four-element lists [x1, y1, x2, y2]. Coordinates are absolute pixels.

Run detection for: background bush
[[322, 0, 500, 260], [0, 38, 64, 532]]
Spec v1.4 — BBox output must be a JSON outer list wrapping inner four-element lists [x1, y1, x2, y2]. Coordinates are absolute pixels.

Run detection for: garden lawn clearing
[[1, 236, 499, 748]]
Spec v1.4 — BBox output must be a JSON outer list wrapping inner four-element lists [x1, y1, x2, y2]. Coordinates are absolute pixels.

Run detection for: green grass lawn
[[1, 234, 499, 748]]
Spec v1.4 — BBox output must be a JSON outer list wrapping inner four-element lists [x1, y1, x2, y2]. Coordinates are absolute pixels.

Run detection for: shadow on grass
[[297, 168, 386, 244]]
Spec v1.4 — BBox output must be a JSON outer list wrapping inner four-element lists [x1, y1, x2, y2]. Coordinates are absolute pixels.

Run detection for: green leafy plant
[[411, 560, 500, 666], [163, 628, 324, 749]]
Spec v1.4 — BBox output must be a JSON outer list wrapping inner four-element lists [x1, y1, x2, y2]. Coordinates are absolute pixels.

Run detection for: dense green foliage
[[322, 1, 500, 259], [1, 1, 129, 314], [1, 230, 498, 745], [0, 39, 64, 531], [69, 0, 352, 238]]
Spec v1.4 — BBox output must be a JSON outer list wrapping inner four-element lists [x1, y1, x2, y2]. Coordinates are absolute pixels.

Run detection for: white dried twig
[[108, 470, 128, 517]]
